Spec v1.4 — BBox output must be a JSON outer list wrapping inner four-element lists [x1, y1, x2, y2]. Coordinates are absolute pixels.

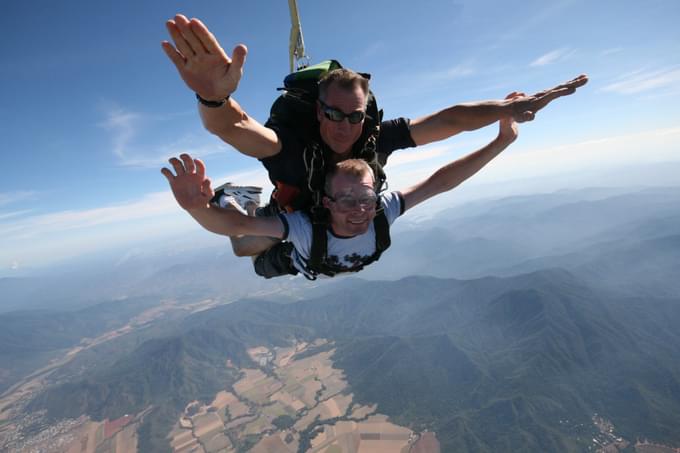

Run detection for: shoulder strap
[[307, 205, 330, 278], [304, 201, 391, 278], [303, 142, 325, 203], [373, 203, 391, 253], [355, 126, 387, 194]]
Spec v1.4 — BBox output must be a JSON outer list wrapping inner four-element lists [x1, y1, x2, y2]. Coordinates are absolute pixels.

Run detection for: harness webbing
[[304, 203, 391, 280], [263, 59, 392, 278], [307, 205, 330, 273]]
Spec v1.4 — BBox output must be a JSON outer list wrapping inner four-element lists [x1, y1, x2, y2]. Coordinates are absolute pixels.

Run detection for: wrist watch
[[196, 93, 230, 108]]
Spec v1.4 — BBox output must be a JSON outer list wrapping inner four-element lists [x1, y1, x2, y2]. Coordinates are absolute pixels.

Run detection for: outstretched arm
[[409, 75, 587, 146], [402, 94, 520, 211], [162, 15, 281, 158], [161, 154, 285, 238]]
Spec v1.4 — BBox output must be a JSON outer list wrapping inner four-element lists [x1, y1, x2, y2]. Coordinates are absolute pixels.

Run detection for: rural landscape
[[4, 0, 680, 451], [2, 186, 680, 452]]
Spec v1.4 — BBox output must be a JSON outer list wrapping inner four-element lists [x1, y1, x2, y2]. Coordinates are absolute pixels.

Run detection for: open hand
[[162, 14, 246, 101], [509, 74, 588, 122], [161, 154, 214, 211]]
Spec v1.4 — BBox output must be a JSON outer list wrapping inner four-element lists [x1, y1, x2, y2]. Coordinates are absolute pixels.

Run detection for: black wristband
[[196, 93, 230, 108]]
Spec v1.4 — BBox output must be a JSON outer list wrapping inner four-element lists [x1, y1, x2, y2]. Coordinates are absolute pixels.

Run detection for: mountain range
[[4, 185, 680, 452], [28, 268, 680, 452]]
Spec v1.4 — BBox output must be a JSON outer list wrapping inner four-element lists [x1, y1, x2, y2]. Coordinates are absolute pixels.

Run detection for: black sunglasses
[[327, 190, 378, 211], [318, 99, 366, 124]]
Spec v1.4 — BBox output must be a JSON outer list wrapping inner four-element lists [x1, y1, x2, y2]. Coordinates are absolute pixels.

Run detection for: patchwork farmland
[[167, 340, 441, 453]]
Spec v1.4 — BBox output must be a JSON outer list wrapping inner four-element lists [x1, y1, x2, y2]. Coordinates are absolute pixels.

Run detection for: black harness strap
[[307, 205, 330, 276], [301, 122, 391, 279], [373, 203, 391, 252], [303, 140, 328, 277], [355, 125, 387, 194], [304, 202, 391, 279]]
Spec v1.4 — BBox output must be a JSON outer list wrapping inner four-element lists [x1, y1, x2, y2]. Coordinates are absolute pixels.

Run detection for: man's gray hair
[[318, 68, 369, 107]]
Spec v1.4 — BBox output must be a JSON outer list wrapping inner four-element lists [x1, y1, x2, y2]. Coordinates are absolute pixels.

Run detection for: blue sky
[[1, 0, 679, 275]]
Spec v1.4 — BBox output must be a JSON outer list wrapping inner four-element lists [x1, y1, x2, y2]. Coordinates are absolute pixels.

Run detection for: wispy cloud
[[478, 126, 680, 184], [387, 144, 460, 169], [398, 62, 476, 91], [0, 191, 178, 239], [429, 62, 476, 81], [99, 105, 226, 168], [0, 191, 36, 207], [388, 126, 680, 197], [489, 0, 579, 48], [601, 47, 623, 56], [1, 168, 257, 237], [0, 210, 34, 221], [530, 48, 575, 67], [602, 66, 680, 95], [0, 162, 274, 271], [377, 61, 478, 113], [3, 125, 680, 272], [101, 108, 141, 160], [359, 41, 386, 61], [0, 189, 186, 271], [382, 139, 492, 192], [119, 140, 229, 168]]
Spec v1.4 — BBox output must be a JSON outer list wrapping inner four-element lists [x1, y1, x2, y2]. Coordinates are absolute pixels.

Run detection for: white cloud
[[0, 164, 272, 271], [384, 139, 491, 191], [383, 126, 680, 198], [0, 164, 269, 241], [0, 190, 184, 271], [390, 62, 475, 96], [359, 41, 386, 60], [477, 126, 680, 183], [0, 191, 36, 207], [99, 105, 227, 168], [602, 66, 680, 95], [121, 140, 229, 168], [386, 145, 452, 168], [101, 108, 141, 160], [601, 47, 623, 56], [425, 62, 476, 81], [4, 125, 679, 272], [0, 191, 178, 240], [489, 0, 578, 48], [0, 210, 33, 221], [380, 62, 477, 110], [530, 48, 575, 67]]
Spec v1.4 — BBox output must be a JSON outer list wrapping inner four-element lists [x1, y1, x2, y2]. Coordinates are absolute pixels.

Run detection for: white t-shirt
[[280, 192, 404, 278]]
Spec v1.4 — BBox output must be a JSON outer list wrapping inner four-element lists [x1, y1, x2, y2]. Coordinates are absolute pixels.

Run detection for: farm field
[[168, 340, 441, 453]]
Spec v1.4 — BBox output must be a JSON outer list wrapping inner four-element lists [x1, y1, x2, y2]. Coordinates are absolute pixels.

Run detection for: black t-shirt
[[260, 117, 416, 190]]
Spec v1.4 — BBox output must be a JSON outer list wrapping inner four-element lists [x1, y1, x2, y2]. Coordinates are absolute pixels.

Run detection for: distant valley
[[1, 186, 679, 452]]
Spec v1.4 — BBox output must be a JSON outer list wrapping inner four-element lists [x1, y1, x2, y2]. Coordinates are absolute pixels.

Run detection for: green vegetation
[[291, 341, 335, 361], [30, 328, 249, 451], [235, 434, 261, 453], [24, 269, 680, 452], [271, 414, 295, 430], [0, 297, 158, 393], [8, 189, 680, 452], [137, 406, 179, 453]]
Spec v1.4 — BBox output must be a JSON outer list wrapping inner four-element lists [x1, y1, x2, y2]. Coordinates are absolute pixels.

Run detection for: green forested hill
[[0, 296, 160, 394], [28, 268, 680, 452]]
